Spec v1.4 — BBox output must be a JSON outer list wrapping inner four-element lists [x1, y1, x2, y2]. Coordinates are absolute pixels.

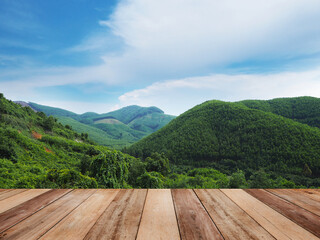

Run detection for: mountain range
[[14, 102, 175, 149], [5, 95, 320, 188]]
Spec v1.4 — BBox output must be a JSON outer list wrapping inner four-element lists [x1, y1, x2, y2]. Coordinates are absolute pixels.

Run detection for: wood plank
[[84, 189, 147, 240], [195, 189, 275, 240], [222, 189, 318, 240], [0, 189, 28, 201], [293, 189, 320, 202], [0, 189, 71, 233], [0, 189, 96, 240], [172, 189, 223, 240], [0, 189, 50, 214], [245, 189, 320, 238], [40, 189, 118, 240], [0, 189, 12, 195], [136, 189, 180, 240], [266, 189, 320, 217]]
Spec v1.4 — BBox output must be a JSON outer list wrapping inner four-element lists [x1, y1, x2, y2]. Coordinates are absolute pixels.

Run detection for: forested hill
[[239, 96, 320, 128], [3, 93, 267, 189], [22, 102, 175, 149], [127, 99, 320, 186]]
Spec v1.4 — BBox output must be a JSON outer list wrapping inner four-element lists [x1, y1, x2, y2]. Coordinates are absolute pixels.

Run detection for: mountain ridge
[[16, 101, 175, 149]]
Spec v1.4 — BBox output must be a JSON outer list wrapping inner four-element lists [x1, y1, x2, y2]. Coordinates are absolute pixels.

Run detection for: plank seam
[[170, 189, 182, 240], [36, 189, 97, 240], [0, 189, 28, 201], [265, 189, 320, 217], [82, 189, 122, 240], [245, 189, 320, 239], [134, 189, 148, 240], [0, 189, 74, 234], [193, 189, 225, 240], [219, 189, 283, 240]]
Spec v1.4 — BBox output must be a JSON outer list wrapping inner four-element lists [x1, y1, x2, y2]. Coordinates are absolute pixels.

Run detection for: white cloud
[[98, 0, 320, 83], [0, 64, 119, 101], [118, 68, 320, 115], [2, 0, 320, 114], [55, 0, 320, 86]]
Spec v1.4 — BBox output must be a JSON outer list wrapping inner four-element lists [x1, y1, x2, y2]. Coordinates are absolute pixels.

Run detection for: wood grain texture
[[172, 189, 223, 240], [195, 189, 275, 240], [0, 189, 96, 240], [0, 189, 27, 201], [0, 189, 12, 195], [0, 189, 71, 233], [136, 189, 180, 240], [293, 189, 320, 202], [221, 189, 319, 240], [266, 189, 320, 217], [0, 189, 318, 240], [0, 189, 49, 214], [245, 189, 320, 238], [84, 189, 147, 240], [40, 189, 118, 240]]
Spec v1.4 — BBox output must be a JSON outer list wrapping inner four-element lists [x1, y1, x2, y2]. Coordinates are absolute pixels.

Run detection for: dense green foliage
[[7, 95, 256, 189], [0, 95, 150, 188], [26, 103, 175, 149], [239, 96, 320, 128], [3, 94, 320, 189], [128, 100, 320, 187]]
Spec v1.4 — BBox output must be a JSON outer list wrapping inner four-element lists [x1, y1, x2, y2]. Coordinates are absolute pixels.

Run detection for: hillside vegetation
[[0, 94, 158, 188], [3, 94, 299, 189], [27, 102, 175, 149], [239, 96, 320, 128], [128, 99, 320, 187]]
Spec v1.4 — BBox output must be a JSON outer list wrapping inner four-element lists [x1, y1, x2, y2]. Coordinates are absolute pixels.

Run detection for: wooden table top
[[0, 189, 319, 239]]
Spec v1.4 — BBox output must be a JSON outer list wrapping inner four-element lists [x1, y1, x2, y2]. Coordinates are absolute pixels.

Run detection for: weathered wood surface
[[84, 189, 147, 240], [245, 189, 320, 238], [0, 189, 319, 240], [195, 189, 275, 240], [41, 189, 118, 240], [0, 189, 27, 201], [172, 189, 223, 240], [222, 189, 319, 240], [295, 189, 320, 202], [0, 189, 71, 233], [0, 189, 49, 214], [0, 189, 96, 240], [266, 189, 320, 217], [137, 189, 180, 240]]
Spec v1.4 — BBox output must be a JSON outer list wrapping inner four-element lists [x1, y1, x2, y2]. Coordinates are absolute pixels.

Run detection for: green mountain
[[0, 94, 155, 188], [2, 94, 241, 189], [3, 94, 318, 188], [239, 96, 320, 128], [25, 103, 175, 149], [128, 99, 320, 186], [28, 102, 79, 118]]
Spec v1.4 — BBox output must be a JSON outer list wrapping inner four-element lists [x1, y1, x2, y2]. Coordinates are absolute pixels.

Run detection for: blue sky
[[1, 0, 320, 115]]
